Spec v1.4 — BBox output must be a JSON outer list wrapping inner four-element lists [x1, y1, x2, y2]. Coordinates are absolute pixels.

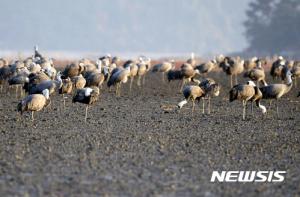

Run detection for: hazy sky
[[0, 0, 251, 56]]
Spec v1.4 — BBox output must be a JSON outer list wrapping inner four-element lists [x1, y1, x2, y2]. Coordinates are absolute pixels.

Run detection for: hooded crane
[[152, 60, 175, 83], [26, 72, 63, 96], [123, 60, 138, 91], [137, 56, 151, 86], [72, 74, 86, 89], [259, 70, 293, 117], [107, 66, 131, 97], [107, 57, 119, 77], [177, 79, 220, 114], [244, 56, 258, 71], [72, 87, 100, 122], [167, 69, 183, 83], [41, 58, 57, 80], [180, 63, 200, 90], [270, 56, 286, 80], [198, 78, 221, 114], [59, 77, 73, 108], [62, 63, 85, 78], [34, 45, 43, 59], [177, 85, 204, 113], [186, 53, 196, 67], [0, 64, 13, 92], [219, 56, 244, 88], [0, 58, 8, 68], [27, 71, 51, 85], [99, 55, 112, 80], [229, 81, 266, 120], [243, 59, 268, 87], [291, 62, 300, 87], [27, 62, 42, 74], [195, 59, 217, 76], [17, 89, 50, 121], [8, 74, 29, 98], [84, 60, 105, 89]]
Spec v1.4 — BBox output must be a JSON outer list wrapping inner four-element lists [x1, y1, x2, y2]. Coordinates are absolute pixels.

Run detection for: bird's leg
[[208, 97, 211, 114], [20, 85, 23, 97], [22, 87, 25, 97], [19, 85, 22, 97], [251, 101, 253, 116], [276, 99, 279, 118], [8, 85, 12, 96], [230, 75, 233, 88], [49, 99, 52, 111], [15, 85, 18, 98], [118, 84, 122, 97], [269, 100, 272, 109], [130, 77, 133, 92], [31, 111, 34, 121], [63, 94, 66, 110], [202, 98, 205, 114], [192, 100, 195, 114], [137, 75, 141, 87], [235, 74, 238, 85], [162, 73, 165, 83], [142, 74, 146, 85], [115, 84, 119, 96], [180, 79, 185, 92], [85, 105, 88, 122], [242, 100, 246, 120], [16, 112, 21, 122]]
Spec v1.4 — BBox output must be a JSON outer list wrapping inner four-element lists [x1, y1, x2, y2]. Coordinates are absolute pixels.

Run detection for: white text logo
[[210, 171, 286, 182]]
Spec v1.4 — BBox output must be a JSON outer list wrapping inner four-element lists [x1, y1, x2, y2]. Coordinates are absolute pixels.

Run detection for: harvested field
[[0, 70, 299, 196]]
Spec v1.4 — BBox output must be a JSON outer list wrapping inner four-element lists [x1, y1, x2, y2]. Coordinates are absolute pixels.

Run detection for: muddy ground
[[0, 71, 299, 197]]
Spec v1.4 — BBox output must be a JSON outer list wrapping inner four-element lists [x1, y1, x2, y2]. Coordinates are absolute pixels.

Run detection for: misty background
[[0, 0, 299, 58]]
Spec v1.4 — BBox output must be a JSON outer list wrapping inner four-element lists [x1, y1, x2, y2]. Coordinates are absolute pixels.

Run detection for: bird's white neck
[[286, 73, 292, 85], [42, 89, 50, 99], [258, 103, 267, 114], [85, 88, 93, 96], [56, 74, 62, 82], [191, 53, 195, 60], [97, 60, 102, 71], [178, 99, 188, 109]]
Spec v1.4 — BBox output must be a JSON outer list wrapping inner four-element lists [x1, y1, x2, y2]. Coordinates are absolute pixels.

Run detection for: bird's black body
[[195, 64, 208, 73], [107, 68, 123, 87], [167, 70, 183, 81], [72, 88, 99, 105], [34, 49, 43, 59], [229, 84, 240, 102], [270, 59, 282, 77], [8, 74, 28, 85], [219, 57, 235, 75], [0, 66, 13, 81], [123, 60, 134, 68], [27, 80, 57, 94]]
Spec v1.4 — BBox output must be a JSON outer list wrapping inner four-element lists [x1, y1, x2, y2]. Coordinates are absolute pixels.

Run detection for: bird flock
[[0, 47, 299, 122]]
